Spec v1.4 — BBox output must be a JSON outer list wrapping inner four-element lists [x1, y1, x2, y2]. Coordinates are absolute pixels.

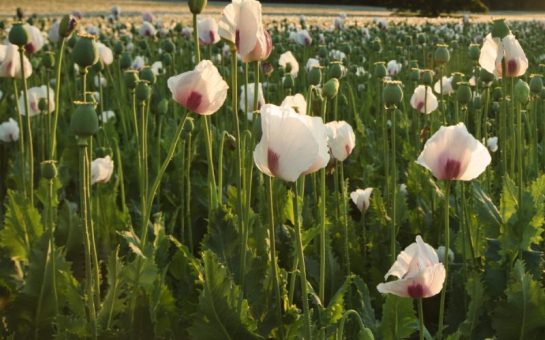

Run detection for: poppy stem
[[51, 38, 66, 159], [293, 181, 312, 340], [418, 298, 425, 340], [437, 180, 450, 339], [19, 46, 34, 207], [192, 14, 200, 64], [390, 106, 397, 264], [254, 61, 260, 112], [12, 79, 26, 196]]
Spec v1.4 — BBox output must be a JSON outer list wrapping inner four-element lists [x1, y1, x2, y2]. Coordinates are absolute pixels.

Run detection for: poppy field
[[1, 1, 545, 339]]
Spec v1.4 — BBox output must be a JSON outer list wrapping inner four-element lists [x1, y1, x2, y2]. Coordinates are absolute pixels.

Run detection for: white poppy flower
[[96, 42, 113, 66], [479, 33, 528, 78], [487, 136, 498, 152], [167, 60, 229, 116], [293, 29, 312, 46], [151, 61, 163, 76], [198, 17, 220, 46], [387, 60, 402, 76], [91, 155, 114, 184], [0, 44, 33, 79], [253, 104, 330, 182], [281, 93, 307, 115], [433, 76, 454, 95], [100, 110, 116, 123], [377, 235, 446, 298], [139, 21, 156, 37], [350, 188, 373, 212], [218, 0, 263, 56], [305, 58, 320, 72], [0, 118, 20, 142], [410, 85, 438, 114], [325, 120, 356, 162], [416, 123, 491, 181], [18, 85, 55, 116], [240, 82, 265, 116], [279, 51, 299, 77]]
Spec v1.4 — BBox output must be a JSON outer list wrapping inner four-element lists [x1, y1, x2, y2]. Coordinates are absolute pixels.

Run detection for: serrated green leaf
[[189, 250, 263, 340], [379, 295, 417, 340]]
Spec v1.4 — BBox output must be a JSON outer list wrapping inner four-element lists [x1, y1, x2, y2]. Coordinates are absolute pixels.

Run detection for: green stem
[[12, 79, 26, 195], [437, 180, 450, 339], [390, 106, 397, 264], [19, 46, 33, 206], [193, 14, 201, 64], [418, 298, 425, 340], [293, 181, 312, 340], [51, 38, 66, 159], [337, 309, 367, 340]]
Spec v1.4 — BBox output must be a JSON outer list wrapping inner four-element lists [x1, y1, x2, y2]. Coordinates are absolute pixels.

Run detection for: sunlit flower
[[325, 120, 356, 161], [293, 29, 312, 46], [487, 136, 498, 152], [219, 0, 263, 56], [131, 56, 145, 70], [479, 33, 528, 78], [350, 188, 373, 212], [151, 61, 163, 75], [410, 85, 438, 114], [279, 51, 299, 77], [305, 58, 320, 72], [18, 85, 55, 116], [433, 76, 454, 95], [387, 60, 402, 76], [100, 110, 115, 123], [240, 82, 265, 116], [253, 103, 329, 182], [329, 49, 346, 61], [167, 60, 229, 116], [0, 118, 19, 142], [48, 21, 61, 43], [377, 235, 446, 298], [416, 123, 491, 181], [198, 17, 220, 46], [142, 11, 154, 23], [139, 21, 156, 37], [96, 42, 113, 66], [91, 155, 114, 185], [241, 28, 272, 63], [281, 93, 307, 114], [334, 16, 344, 30], [0, 44, 33, 79]]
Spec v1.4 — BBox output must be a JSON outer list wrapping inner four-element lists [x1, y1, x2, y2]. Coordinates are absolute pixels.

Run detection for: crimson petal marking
[[267, 149, 280, 176], [186, 91, 202, 112], [443, 159, 461, 180], [407, 283, 425, 298], [235, 30, 240, 50], [507, 59, 519, 77]]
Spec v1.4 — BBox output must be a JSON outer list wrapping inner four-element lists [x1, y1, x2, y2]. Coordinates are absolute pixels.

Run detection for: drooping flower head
[[167, 60, 229, 116], [416, 123, 491, 181], [377, 235, 446, 299], [0, 118, 20, 142], [253, 103, 330, 182], [350, 188, 373, 213], [91, 155, 114, 185]]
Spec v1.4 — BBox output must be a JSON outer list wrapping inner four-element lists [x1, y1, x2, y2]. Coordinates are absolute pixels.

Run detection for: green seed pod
[[70, 101, 99, 137], [323, 78, 340, 100], [308, 66, 322, 86], [409, 68, 420, 82], [468, 44, 480, 62], [456, 82, 472, 105], [492, 87, 503, 101], [318, 45, 328, 59], [480, 68, 495, 84], [421, 69, 434, 86], [514, 79, 530, 104], [41, 160, 58, 180], [135, 80, 151, 101], [383, 80, 404, 108], [139, 66, 156, 85], [434, 44, 450, 65], [59, 15, 77, 38], [373, 61, 387, 79], [327, 62, 344, 80], [541, 88, 545, 100], [113, 41, 124, 55], [182, 117, 195, 137], [72, 33, 99, 68], [491, 19, 510, 39], [451, 72, 465, 89], [8, 22, 28, 47], [161, 39, 175, 53], [67, 33, 78, 48], [282, 74, 295, 90], [472, 93, 483, 109], [42, 51, 55, 69], [119, 52, 132, 70], [529, 75, 543, 95], [161, 53, 172, 66], [156, 98, 169, 115], [417, 33, 426, 44], [188, 0, 207, 14], [408, 60, 419, 69], [124, 70, 139, 90]]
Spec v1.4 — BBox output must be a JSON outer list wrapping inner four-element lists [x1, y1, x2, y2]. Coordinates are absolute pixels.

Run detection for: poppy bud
[[161, 53, 173, 66], [135, 80, 151, 102], [514, 79, 530, 104], [434, 44, 450, 65], [417, 33, 426, 44], [456, 82, 472, 105], [41, 160, 58, 180], [491, 19, 510, 39], [16, 7, 24, 20], [283, 74, 294, 90], [480, 68, 495, 84], [59, 15, 77, 38], [383, 80, 403, 108], [323, 78, 339, 100], [318, 45, 328, 59], [72, 33, 99, 68], [409, 68, 420, 82], [156, 98, 169, 115], [188, 0, 207, 15], [70, 101, 99, 137], [182, 117, 195, 137], [422, 69, 434, 86], [529, 75, 543, 95], [119, 52, 132, 69], [308, 66, 322, 86], [139, 66, 156, 85], [373, 61, 387, 79], [9, 22, 28, 47], [124, 70, 139, 90], [327, 62, 344, 80], [113, 41, 124, 55]]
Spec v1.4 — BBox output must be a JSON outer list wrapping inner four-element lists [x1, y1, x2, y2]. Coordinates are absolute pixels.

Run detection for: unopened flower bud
[[323, 78, 339, 99], [119, 52, 132, 69], [514, 79, 530, 104], [529, 75, 543, 95], [308, 66, 322, 86], [162, 39, 175, 53], [41, 160, 58, 180], [421, 69, 434, 86], [328, 62, 344, 80], [139, 66, 156, 85], [374, 61, 387, 79], [59, 15, 78, 38], [188, 0, 207, 15], [156, 98, 169, 115]]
